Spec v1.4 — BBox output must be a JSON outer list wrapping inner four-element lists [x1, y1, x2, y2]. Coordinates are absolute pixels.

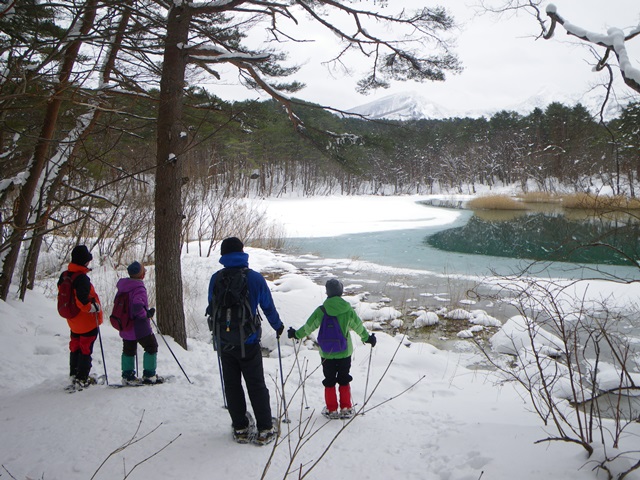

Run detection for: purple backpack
[[317, 306, 347, 353]]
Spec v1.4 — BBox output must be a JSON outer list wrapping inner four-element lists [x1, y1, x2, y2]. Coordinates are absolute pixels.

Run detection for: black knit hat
[[71, 245, 93, 265], [220, 237, 244, 256], [325, 279, 344, 298], [127, 261, 142, 277]]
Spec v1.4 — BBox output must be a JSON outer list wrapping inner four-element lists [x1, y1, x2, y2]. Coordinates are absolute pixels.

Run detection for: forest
[[1, 0, 638, 347], [4, 86, 639, 200]]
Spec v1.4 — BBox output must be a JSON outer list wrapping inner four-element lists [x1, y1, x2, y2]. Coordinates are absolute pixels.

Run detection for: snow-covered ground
[[1, 194, 639, 480]]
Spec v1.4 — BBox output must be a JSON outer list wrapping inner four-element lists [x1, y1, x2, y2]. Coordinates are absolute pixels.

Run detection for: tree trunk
[[154, 3, 191, 349], [0, 0, 98, 301]]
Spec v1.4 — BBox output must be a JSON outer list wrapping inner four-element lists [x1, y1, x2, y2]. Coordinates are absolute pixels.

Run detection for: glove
[[147, 307, 155, 318], [89, 301, 100, 313], [365, 333, 377, 347], [287, 327, 297, 339], [276, 324, 284, 338], [205, 304, 212, 316]]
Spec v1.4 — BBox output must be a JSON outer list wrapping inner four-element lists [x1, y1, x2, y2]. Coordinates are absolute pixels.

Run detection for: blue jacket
[[208, 251, 282, 344]]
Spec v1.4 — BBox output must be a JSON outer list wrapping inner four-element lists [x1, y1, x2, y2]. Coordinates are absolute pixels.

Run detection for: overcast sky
[[205, 1, 639, 116]]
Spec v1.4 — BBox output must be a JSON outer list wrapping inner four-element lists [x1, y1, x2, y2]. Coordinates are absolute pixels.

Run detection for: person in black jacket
[[208, 237, 284, 445]]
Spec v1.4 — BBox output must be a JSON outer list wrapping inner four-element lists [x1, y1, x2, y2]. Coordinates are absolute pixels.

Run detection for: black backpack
[[209, 267, 259, 356]]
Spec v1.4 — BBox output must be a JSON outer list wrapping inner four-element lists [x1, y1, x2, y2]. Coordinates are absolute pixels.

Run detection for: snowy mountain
[[347, 90, 624, 120], [345, 92, 456, 120]]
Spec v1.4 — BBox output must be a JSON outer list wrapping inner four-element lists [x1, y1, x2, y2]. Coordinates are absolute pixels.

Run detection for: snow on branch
[[188, 44, 270, 64], [544, 4, 640, 94]]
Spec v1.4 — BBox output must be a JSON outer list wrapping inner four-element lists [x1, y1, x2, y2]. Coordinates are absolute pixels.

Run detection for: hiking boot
[[321, 407, 340, 420], [339, 407, 356, 419], [142, 375, 164, 385], [122, 376, 143, 386], [255, 427, 277, 446]]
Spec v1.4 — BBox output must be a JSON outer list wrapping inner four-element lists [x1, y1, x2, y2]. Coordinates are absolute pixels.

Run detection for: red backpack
[[110, 291, 132, 331], [57, 271, 81, 319]]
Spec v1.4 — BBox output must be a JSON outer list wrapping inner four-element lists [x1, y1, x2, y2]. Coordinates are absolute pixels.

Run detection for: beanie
[[71, 245, 93, 265], [127, 261, 142, 277], [325, 279, 344, 298], [220, 237, 244, 256]]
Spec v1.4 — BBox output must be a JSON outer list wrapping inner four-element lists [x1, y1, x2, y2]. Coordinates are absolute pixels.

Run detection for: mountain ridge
[[346, 90, 623, 120]]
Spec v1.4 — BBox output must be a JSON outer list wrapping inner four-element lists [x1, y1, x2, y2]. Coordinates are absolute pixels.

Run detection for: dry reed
[[517, 192, 563, 204], [561, 193, 640, 210], [466, 195, 526, 210]]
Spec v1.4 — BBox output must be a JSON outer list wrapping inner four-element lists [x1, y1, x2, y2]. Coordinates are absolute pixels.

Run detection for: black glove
[[276, 324, 284, 338], [287, 327, 297, 339], [365, 333, 377, 347], [147, 307, 155, 318]]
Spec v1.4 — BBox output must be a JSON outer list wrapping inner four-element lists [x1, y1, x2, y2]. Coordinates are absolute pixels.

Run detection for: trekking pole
[[214, 331, 228, 409], [293, 340, 309, 409], [151, 317, 192, 384], [276, 336, 290, 423], [95, 312, 109, 385], [362, 345, 373, 415], [207, 315, 227, 408]]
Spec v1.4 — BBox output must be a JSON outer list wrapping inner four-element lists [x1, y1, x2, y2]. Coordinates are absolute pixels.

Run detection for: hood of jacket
[[67, 263, 90, 274], [219, 251, 249, 269], [322, 295, 353, 316], [116, 277, 145, 294]]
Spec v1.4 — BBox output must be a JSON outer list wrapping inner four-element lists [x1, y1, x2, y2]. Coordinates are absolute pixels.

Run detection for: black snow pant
[[321, 356, 353, 387], [220, 343, 273, 432]]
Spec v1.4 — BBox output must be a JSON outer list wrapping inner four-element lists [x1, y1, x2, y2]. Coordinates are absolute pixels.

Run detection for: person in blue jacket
[[208, 237, 284, 445]]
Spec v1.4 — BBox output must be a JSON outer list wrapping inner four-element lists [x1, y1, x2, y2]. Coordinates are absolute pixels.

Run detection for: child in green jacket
[[288, 279, 376, 419]]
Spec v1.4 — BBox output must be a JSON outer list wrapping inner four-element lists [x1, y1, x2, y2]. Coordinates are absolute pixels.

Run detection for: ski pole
[[95, 312, 109, 385], [276, 336, 290, 423], [151, 317, 192, 384], [362, 344, 373, 415]]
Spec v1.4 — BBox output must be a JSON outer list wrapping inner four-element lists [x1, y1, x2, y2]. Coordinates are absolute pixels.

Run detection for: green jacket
[[294, 296, 370, 359]]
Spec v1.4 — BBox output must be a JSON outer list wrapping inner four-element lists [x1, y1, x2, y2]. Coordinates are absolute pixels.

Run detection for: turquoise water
[[286, 207, 639, 281]]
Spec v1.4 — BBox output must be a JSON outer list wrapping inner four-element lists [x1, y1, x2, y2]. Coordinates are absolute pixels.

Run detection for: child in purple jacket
[[115, 261, 162, 385]]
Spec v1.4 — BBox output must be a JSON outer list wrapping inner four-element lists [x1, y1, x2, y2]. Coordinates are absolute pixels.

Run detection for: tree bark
[[0, 0, 98, 300], [154, 3, 191, 349]]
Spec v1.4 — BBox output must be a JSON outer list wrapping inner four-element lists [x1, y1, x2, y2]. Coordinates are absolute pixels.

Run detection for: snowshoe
[[321, 407, 340, 420], [339, 407, 356, 419], [122, 376, 144, 386], [232, 412, 256, 444], [66, 375, 99, 393], [143, 374, 164, 385], [110, 374, 174, 388], [253, 418, 279, 446]]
